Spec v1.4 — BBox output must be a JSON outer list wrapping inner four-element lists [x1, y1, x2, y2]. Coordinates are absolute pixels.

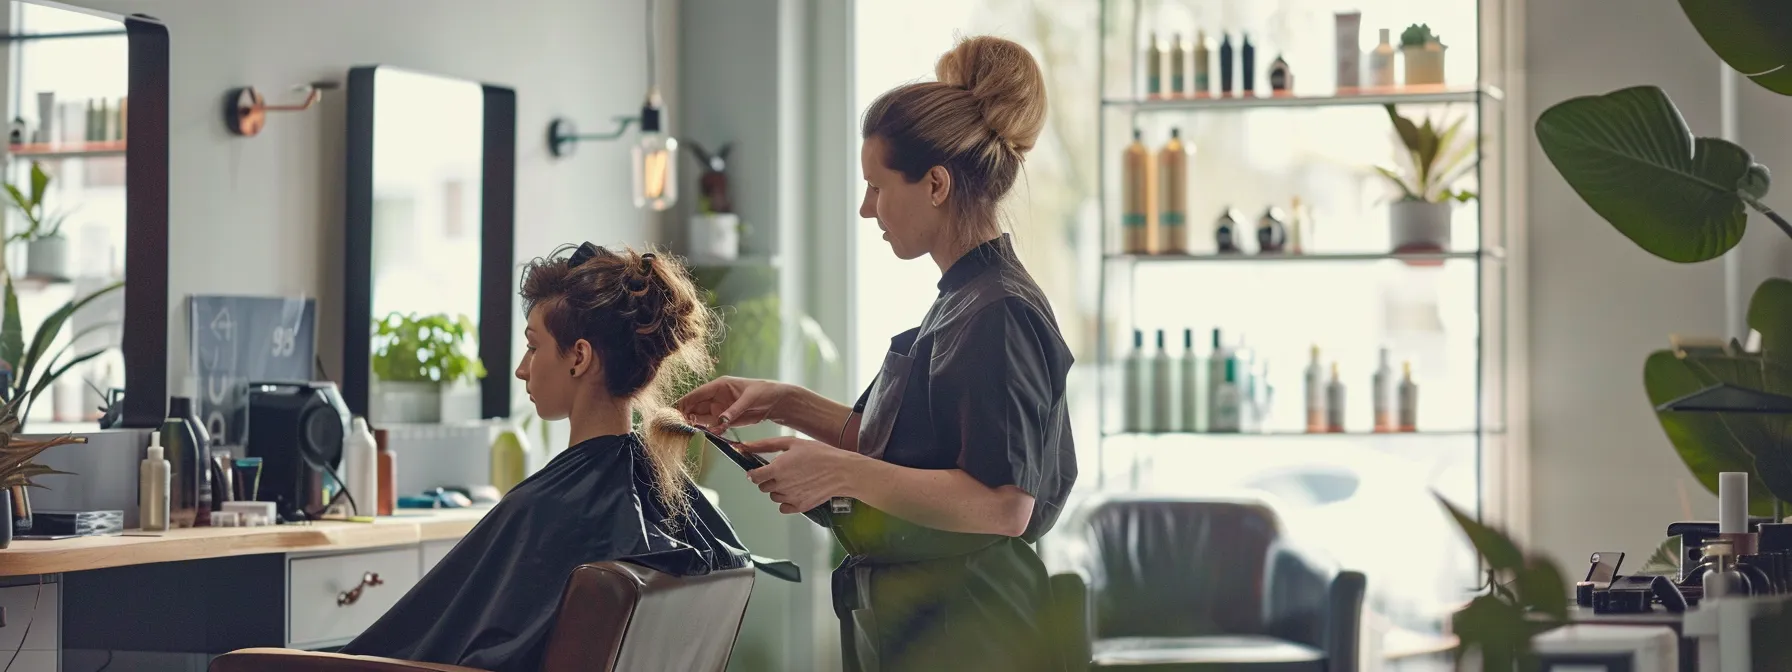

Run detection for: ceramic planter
[[688, 213, 741, 262], [1390, 200, 1452, 253], [1402, 43, 1446, 86], [25, 234, 68, 282], [370, 380, 442, 424]]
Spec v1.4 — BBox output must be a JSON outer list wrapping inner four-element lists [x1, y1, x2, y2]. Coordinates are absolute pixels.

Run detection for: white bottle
[[1397, 361, 1419, 432], [1369, 29, 1397, 87], [345, 416, 380, 517], [1325, 363, 1347, 433], [1151, 330, 1174, 433], [1304, 345, 1326, 433], [139, 431, 170, 532], [1179, 329, 1202, 432], [1373, 347, 1395, 432], [1211, 359, 1242, 433], [1122, 330, 1148, 433], [1207, 328, 1232, 429]]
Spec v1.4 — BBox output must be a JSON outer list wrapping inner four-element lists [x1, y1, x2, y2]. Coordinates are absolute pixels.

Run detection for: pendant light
[[546, 0, 677, 211]]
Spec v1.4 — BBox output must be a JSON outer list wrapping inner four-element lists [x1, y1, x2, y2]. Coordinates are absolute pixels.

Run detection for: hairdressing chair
[[207, 561, 756, 672], [1051, 495, 1366, 672]]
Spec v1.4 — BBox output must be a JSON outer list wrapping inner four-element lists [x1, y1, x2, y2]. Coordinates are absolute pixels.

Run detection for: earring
[[569, 368, 576, 377]]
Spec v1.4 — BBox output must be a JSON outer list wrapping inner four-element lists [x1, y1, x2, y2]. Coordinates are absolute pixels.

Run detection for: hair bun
[[934, 35, 1047, 154]]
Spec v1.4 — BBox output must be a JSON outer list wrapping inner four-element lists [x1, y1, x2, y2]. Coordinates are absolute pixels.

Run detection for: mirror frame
[[117, 12, 170, 428], [341, 65, 515, 422]]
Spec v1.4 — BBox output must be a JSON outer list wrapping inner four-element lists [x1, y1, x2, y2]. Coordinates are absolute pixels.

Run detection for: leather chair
[[1051, 495, 1367, 672], [207, 561, 756, 672]]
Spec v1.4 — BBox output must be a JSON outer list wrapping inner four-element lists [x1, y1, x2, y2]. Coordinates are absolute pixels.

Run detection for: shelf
[[1106, 429, 1494, 439], [1109, 249, 1500, 264], [1104, 85, 1502, 112], [8, 141, 126, 159]]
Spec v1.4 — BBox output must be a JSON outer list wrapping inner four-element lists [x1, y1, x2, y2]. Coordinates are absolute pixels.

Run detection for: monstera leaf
[[1536, 85, 1770, 263], [1679, 1, 1792, 96], [1645, 350, 1786, 513]]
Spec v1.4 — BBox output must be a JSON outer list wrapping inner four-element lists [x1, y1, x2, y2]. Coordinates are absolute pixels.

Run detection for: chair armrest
[[1048, 572, 1091, 670], [207, 648, 490, 672], [1324, 571, 1367, 672]]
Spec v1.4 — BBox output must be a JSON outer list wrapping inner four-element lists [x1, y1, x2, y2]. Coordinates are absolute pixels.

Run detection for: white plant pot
[[370, 380, 442, 424], [1389, 200, 1452, 253], [688, 213, 740, 262], [25, 235, 67, 282], [1402, 45, 1446, 86]]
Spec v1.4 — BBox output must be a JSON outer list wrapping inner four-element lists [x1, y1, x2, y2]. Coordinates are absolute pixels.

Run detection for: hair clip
[[640, 253, 656, 272], [568, 242, 605, 268]]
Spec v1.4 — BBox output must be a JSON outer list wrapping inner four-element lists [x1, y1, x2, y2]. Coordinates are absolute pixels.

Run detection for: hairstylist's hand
[[741, 436, 867, 514], [676, 376, 790, 433]]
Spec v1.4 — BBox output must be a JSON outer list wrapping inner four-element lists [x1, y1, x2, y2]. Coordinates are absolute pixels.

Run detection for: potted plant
[[0, 394, 86, 548], [1533, 6, 1792, 522], [1376, 104, 1477, 253], [4, 161, 72, 283], [369, 312, 485, 424], [1399, 23, 1446, 87], [686, 140, 742, 262], [1435, 494, 1569, 669]]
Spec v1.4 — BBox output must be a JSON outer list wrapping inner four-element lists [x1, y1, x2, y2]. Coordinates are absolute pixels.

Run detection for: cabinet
[[1092, 0, 1512, 652]]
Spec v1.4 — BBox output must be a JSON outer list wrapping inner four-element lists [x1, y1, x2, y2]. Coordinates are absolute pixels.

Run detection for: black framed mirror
[[343, 65, 515, 424], [0, 3, 169, 430]]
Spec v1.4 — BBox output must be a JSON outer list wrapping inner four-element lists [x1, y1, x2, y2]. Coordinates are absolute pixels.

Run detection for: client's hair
[[518, 243, 712, 520]]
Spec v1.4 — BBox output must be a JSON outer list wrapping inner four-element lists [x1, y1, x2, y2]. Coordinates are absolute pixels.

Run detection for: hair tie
[[568, 242, 605, 268]]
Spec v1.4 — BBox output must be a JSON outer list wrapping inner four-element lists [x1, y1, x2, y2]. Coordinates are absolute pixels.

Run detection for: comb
[[651, 416, 770, 472]]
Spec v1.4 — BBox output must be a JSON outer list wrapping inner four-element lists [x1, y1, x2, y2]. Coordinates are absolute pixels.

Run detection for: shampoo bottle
[[1241, 33, 1257, 95], [1193, 30, 1211, 96], [1372, 348, 1394, 432], [491, 423, 532, 494], [1269, 55, 1293, 94], [1219, 33, 1235, 95], [1211, 359, 1242, 433], [1179, 328, 1202, 432], [1369, 29, 1397, 87], [1304, 346, 1326, 433], [345, 416, 379, 517], [1158, 129, 1189, 254], [1151, 330, 1174, 432], [1169, 34, 1187, 97], [375, 428, 397, 516], [1207, 329, 1233, 429], [1215, 208, 1242, 253], [1123, 329, 1147, 432], [1122, 130, 1152, 254], [139, 431, 170, 532], [1325, 363, 1346, 433], [1397, 361, 1419, 432], [165, 396, 211, 527], [1146, 32, 1164, 99]]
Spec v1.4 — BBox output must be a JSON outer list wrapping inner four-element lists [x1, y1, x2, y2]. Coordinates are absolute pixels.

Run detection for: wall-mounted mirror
[[1, 2, 170, 430], [343, 65, 514, 424]]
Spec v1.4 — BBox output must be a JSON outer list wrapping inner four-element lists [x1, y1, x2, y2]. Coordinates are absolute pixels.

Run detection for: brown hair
[[861, 35, 1048, 248], [519, 243, 712, 520]]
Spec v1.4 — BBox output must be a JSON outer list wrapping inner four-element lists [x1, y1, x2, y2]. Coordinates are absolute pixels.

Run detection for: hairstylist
[[677, 35, 1075, 672]]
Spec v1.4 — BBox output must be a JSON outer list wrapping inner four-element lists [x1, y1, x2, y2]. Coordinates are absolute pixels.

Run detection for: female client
[[340, 242, 750, 671]]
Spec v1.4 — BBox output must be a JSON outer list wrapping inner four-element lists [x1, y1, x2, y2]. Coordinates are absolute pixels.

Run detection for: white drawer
[[0, 583, 58, 652], [288, 548, 420, 647]]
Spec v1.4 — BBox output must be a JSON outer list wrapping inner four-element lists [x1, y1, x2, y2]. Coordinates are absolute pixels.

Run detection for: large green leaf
[[1535, 85, 1766, 263], [1438, 496, 1524, 572], [1679, 1, 1792, 96], [1, 278, 21, 382], [16, 281, 120, 405], [1750, 278, 1792, 364], [1645, 350, 1779, 513]]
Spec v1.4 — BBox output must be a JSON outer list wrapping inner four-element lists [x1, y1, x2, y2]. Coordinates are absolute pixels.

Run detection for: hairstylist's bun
[[935, 35, 1047, 155]]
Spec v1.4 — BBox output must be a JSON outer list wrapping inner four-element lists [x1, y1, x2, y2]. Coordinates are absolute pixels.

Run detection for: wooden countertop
[[0, 507, 490, 576]]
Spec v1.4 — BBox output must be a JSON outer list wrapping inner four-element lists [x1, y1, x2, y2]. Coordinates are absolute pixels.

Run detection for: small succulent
[[1400, 24, 1441, 49], [0, 394, 85, 489]]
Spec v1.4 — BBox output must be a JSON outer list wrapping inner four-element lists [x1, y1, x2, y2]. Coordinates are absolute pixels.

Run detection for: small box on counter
[[32, 509, 124, 537]]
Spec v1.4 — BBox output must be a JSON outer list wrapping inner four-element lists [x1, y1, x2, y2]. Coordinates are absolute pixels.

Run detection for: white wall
[[64, 0, 674, 391], [1524, 0, 1771, 570]]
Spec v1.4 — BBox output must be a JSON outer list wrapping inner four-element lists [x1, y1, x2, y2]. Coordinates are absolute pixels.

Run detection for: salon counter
[[0, 507, 489, 576]]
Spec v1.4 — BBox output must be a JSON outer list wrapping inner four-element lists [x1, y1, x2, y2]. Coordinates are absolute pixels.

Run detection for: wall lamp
[[223, 81, 337, 137], [544, 0, 676, 211]]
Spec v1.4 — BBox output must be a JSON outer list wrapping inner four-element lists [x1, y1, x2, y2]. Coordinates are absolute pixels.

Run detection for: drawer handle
[[337, 572, 385, 607]]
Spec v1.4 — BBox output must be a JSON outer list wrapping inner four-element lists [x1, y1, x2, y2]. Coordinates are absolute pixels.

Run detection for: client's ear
[[570, 339, 598, 378]]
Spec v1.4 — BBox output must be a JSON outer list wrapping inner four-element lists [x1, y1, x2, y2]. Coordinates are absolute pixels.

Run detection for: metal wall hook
[[547, 116, 639, 158], [225, 81, 339, 137]]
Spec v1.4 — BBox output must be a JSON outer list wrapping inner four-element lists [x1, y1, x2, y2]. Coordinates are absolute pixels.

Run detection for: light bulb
[[632, 91, 677, 211]]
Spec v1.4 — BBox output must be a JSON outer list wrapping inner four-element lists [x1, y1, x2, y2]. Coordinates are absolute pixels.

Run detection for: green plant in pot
[[4, 161, 72, 283], [1378, 104, 1477, 253], [0, 394, 85, 548], [1399, 23, 1446, 86], [369, 311, 485, 424]]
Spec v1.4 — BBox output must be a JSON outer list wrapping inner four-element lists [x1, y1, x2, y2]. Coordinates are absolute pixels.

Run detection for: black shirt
[[852, 234, 1076, 542]]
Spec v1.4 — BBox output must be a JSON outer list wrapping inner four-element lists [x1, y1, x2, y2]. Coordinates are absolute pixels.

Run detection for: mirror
[[2, 2, 170, 430], [343, 65, 514, 424]]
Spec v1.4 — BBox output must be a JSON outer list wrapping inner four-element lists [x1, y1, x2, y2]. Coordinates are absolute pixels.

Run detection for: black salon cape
[[339, 433, 750, 672]]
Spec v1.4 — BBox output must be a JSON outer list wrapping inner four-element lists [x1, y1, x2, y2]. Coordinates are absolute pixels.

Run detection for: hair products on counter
[[1241, 34, 1257, 95], [165, 396, 212, 527], [1269, 55, 1293, 93], [140, 431, 170, 532], [1256, 207, 1288, 253], [1219, 33, 1235, 95], [346, 416, 379, 517], [1336, 12, 1362, 89], [1169, 34, 1187, 97], [1158, 129, 1189, 254], [375, 428, 397, 516], [1215, 209, 1242, 254], [1305, 346, 1326, 433], [1193, 30, 1211, 96], [1146, 33, 1164, 99], [1151, 330, 1174, 432], [1179, 329, 1202, 432], [1372, 348, 1394, 432], [1122, 130, 1152, 254], [1370, 29, 1397, 87], [1325, 363, 1346, 433], [1397, 362, 1419, 432], [1123, 330, 1147, 432]]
